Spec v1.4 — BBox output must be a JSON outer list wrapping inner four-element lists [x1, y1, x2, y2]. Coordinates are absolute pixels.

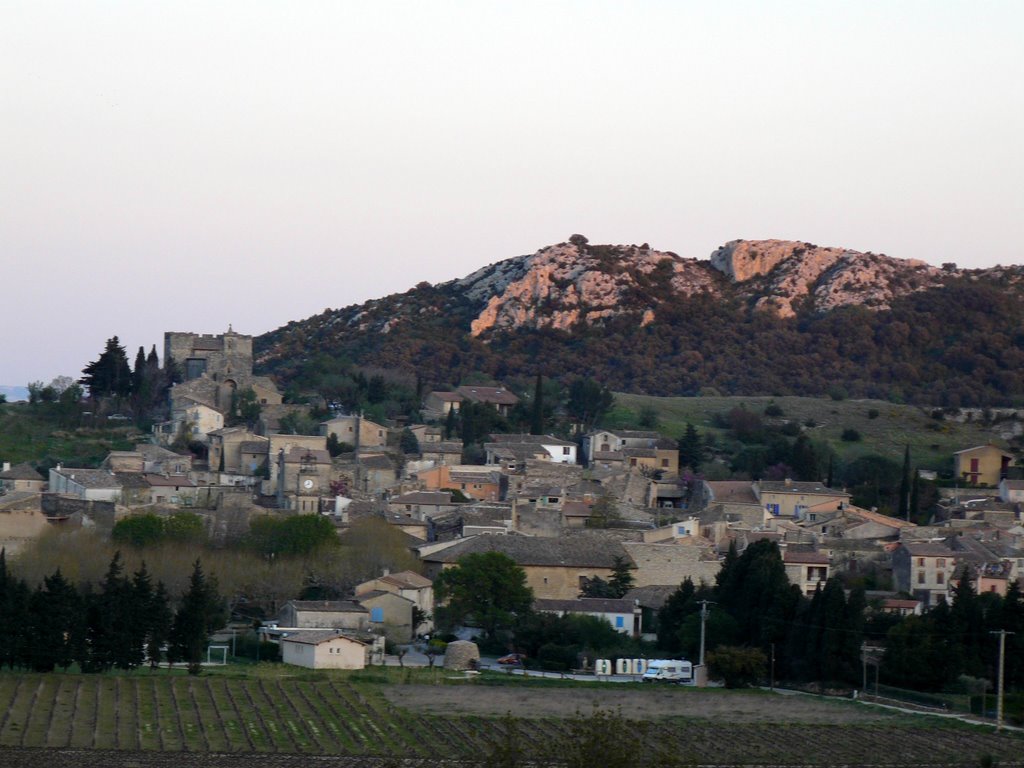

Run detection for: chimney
[[382, 568, 390, 577], [1, 462, 9, 473], [784, 478, 792, 486]]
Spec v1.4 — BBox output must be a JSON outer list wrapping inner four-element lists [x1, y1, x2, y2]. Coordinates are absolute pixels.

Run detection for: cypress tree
[[678, 423, 704, 472], [826, 455, 834, 488], [27, 569, 82, 672], [909, 470, 921, 523], [0, 549, 30, 669], [530, 374, 544, 435], [146, 581, 173, 669], [444, 406, 457, 440], [898, 445, 911, 520], [170, 559, 224, 675]]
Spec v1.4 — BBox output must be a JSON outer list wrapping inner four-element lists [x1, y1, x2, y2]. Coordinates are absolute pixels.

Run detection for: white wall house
[[280, 630, 368, 670]]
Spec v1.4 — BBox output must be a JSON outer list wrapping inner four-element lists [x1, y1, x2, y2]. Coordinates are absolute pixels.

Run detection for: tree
[[434, 552, 533, 639], [146, 581, 173, 669], [0, 549, 30, 669], [530, 374, 545, 435], [27, 569, 82, 672], [566, 378, 614, 433], [588, 493, 620, 528], [399, 428, 420, 455], [608, 556, 635, 598], [247, 514, 339, 557], [677, 423, 704, 472], [80, 336, 132, 399], [706, 645, 766, 688], [898, 445, 911, 520], [169, 559, 225, 675]]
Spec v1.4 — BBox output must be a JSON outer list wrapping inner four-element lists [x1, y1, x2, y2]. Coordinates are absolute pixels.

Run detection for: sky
[[2, 1, 1023, 387]]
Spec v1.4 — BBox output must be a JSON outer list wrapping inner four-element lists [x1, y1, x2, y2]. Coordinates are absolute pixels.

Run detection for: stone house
[[135, 444, 192, 474], [277, 600, 369, 631], [144, 474, 197, 505], [455, 385, 519, 417], [320, 415, 388, 449], [359, 454, 398, 494], [0, 463, 46, 494], [485, 434, 578, 466], [164, 329, 282, 409], [355, 590, 415, 642], [354, 570, 434, 633], [280, 630, 368, 670], [622, 540, 721, 589], [387, 491, 460, 521], [583, 429, 660, 464], [954, 444, 1015, 486], [420, 441, 463, 466], [998, 479, 1024, 504], [101, 451, 145, 473], [408, 425, 443, 445], [783, 550, 830, 596], [754, 479, 850, 521], [892, 541, 958, 607], [48, 467, 122, 502], [279, 448, 332, 505], [207, 427, 266, 474], [414, 464, 505, 501], [420, 533, 626, 600], [423, 391, 463, 419]]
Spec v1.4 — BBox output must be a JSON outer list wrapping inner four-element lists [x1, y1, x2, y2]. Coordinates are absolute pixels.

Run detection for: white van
[[641, 659, 693, 684]]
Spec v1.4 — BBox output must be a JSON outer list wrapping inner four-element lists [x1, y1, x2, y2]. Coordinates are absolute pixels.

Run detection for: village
[[2, 327, 1024, 682]]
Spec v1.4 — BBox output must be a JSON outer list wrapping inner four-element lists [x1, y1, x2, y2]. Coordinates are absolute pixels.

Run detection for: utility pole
[[861, 642, 867, 696], [770, 643, 775, 692], [697, 600, 716, 667], [990, 630, 1015, 732]]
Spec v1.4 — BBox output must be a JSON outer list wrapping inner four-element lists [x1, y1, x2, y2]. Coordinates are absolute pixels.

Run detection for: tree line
[[0, 549, 223, 675], [656, 540, 1024, 692]]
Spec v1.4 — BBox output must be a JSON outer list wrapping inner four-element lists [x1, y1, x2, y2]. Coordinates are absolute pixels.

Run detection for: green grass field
[[609, 393, 1007, 468], [0, 667, 1019, 765], [0, 403, 139, 467]]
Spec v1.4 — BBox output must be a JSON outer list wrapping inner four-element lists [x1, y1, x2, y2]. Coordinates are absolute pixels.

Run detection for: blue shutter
[[371, 607, 384, 622], [615, 616, 624, 628]]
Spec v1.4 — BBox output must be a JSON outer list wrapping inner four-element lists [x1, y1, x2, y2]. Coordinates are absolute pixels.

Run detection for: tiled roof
[[391, 491, 454, 505], [361, 454, 395, 471], [287, 600, 367, 613], [114, 472, 150, 490], [846, 506, 916, 529], [758, 480, 850, 497], [422, 533, 626, 568], [901, 541, 956, 557], [535, 597, 636, 613], [706, 481, 759, 505], [240, 441, 270, 453], [783, 550, 830, 565], [456, 386, 519, 406], [145, 474, 196, 488], [488, 434, 576, 447], [954, 444, 1012, 456], [623, 585, 678, 609], [280, 630, 366, 646], [380, 570, 433, 589], [0, 463, 44, 481], [284, 447, 331, 464], [53, 468, 121, 489], [428, 391, 463, 402]]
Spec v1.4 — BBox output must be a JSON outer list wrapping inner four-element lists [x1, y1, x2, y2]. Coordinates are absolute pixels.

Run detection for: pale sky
[[2, 1, 1022, 386]]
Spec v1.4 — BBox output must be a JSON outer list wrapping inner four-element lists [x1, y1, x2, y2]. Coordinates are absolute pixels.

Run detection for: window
[[918, 571, 926, 584], [936, 558, 946, 568], [370, 607, 384, 623], [936, 572, 944, 585], [767, 503, 780, 516], [918, 558, 925, 567], [563, 447, 571, 455], [661, 459, 669, 467], [615, 616, 624, 629]]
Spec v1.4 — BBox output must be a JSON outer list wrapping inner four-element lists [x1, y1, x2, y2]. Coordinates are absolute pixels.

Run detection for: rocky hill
[[255, 236, 1024, 406]]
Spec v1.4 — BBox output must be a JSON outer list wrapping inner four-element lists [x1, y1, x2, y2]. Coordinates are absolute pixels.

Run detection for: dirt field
[[383, 684, 904, 724]]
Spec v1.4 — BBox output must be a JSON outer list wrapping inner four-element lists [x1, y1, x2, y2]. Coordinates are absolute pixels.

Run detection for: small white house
[[280, 630, 368, 670], [533, 597, 641, 636], [999, 479, 1024, 504]]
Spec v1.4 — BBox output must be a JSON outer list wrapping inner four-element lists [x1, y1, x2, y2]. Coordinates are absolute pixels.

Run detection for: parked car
[[497, 653, 526, 665]]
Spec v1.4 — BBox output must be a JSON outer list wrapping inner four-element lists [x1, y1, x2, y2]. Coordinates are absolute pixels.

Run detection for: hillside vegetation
[[609, 393, 1007, 468], [256, 239, 1024, 407]]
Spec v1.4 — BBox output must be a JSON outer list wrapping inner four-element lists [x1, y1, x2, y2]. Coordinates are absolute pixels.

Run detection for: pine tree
[[897, 445, 911, 520], [80, 336, 133, 399], [530, 374, 545, 435]]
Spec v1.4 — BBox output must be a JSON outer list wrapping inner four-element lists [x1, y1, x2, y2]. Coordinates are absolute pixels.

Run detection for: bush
[[537, 643, 576, 671], [829, 386, 847, 401], [707, 645, 766, 688], [779, 421, 801, 436], [841, 428, 862, 442], [867, 409, 880, 420], [764, 403, 784, 418]]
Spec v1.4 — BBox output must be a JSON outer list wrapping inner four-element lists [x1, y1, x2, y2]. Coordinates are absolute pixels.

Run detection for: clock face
[[303, 479, 314, 489]]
